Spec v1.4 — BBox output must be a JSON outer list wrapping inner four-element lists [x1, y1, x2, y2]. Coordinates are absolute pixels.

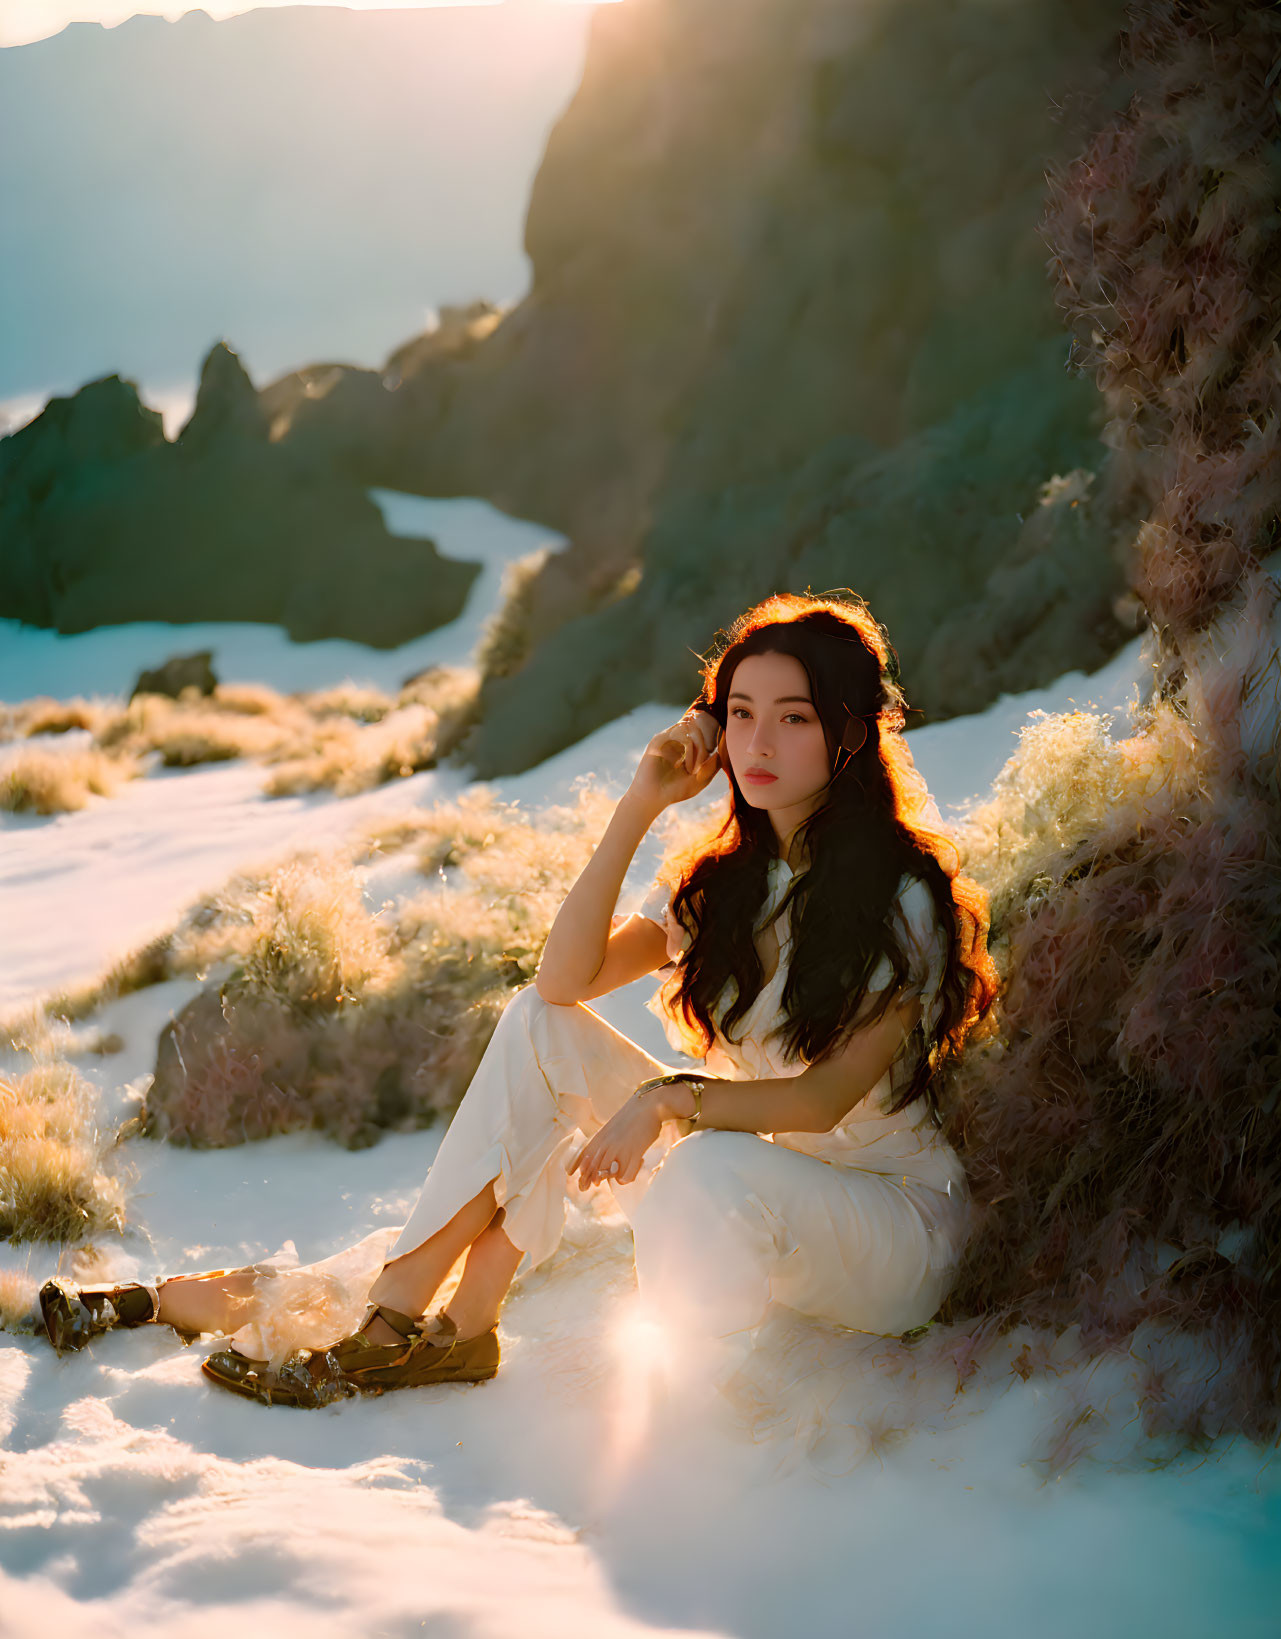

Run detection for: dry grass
[[295, 682, 394, 723], [205, 682, 289, 717], [101, 693, 300, 767], [476, 547, 553, 682], [953, 701, 1198, 955], [263, 667, 480, 799], [4, 781, 618, 1153], [0, 1270, 39, 1333], [39, 937, 177, 1028], [261, 705, 438, 798], [2, 668, 484, 810], [0, 1062, 127, 1242], [0, 745, 145, 814], [237, 855, 396, 1010], [141, 786, 615, 1148], [0, 695, 114, 741]]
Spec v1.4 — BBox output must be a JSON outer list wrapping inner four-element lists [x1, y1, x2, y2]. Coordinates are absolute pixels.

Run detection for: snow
[[1, 496, 1277, 1637]]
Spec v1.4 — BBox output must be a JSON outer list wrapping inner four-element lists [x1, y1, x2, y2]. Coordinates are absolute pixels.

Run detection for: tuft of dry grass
[[237, 855, 395, 1011], [0, 1062, 127, 1242], [476, 547, 553, 683], [0, 695, 113, 741], [113, 696, 297, 767], [261, 707, 437, 798], [0, 745, 144, 814], [0, 1270, 39, 1333], [296, 682, 394, 723], [953, 701, 1199, 956], [263, 667, 480, 799], [207, 682, 288, 717]]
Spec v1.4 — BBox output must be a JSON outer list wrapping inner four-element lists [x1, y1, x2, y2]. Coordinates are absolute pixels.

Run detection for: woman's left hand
[[569, 1090, 667, 1190]]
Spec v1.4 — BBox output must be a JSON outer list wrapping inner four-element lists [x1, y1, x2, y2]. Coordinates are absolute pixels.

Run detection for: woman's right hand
[[629, 709, 722, 811]]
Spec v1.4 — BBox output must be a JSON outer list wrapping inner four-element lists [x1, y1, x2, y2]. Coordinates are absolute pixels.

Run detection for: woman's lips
[[743, 769, 778, 785]]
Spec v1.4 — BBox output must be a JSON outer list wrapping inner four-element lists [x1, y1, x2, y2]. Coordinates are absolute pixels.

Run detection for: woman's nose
[[747, 725, 774, 756]]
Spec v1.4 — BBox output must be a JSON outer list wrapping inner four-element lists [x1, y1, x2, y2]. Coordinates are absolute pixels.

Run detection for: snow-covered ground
[[2, 497, 1277, 1638]]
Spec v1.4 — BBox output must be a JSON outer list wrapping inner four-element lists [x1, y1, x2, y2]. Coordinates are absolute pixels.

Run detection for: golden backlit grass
[[0, 1063, 127, 1243], [0, 695, 113, 740], [475, 546, 553, 682], [98, 690, 304, 767], [5, 776, 668, 1151], [0, 669, 484, 805], [0, 1269, 39, 1333], [137, 786, 616, 1147], [263, 666, 480, 798], [0, 746, 145, 814], [953, 701, 1199, 959]]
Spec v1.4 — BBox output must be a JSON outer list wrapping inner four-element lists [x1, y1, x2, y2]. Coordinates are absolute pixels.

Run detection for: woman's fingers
[[661, 717, 716, 777], [571, 1142, 630, 1190], [683, 716, 715, 770], [571, 1142, 606, 1189]]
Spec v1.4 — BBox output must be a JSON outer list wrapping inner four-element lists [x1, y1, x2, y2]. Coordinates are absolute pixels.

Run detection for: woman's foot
[[39, 1279, 162, 1353], [201, 1307, 500, 1408]]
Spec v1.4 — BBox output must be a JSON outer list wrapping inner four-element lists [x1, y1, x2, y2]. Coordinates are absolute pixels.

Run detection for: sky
[[0, 0, 596, 408], [1, 0, 614, 49]]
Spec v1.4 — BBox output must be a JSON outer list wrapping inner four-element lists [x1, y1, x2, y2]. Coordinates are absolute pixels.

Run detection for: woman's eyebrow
[[727, 691, 813, 704]]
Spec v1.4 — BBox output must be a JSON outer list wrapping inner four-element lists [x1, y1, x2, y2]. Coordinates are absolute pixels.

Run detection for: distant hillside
[[0, 2, 591, 403]]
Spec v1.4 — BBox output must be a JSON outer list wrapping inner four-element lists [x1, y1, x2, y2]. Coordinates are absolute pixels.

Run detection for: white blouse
[[638, 857, 966, 1200]]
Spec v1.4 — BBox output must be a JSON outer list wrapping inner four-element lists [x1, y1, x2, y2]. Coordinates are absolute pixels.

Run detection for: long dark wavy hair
[[660, 591, 998, 1120]]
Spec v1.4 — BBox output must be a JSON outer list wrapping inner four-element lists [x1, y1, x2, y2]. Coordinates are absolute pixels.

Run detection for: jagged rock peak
[[0, 374, 163, 479], [177, 340, 268, 451]]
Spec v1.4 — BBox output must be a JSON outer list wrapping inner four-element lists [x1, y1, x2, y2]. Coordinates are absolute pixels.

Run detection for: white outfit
[[230, 858, 971, 1367]]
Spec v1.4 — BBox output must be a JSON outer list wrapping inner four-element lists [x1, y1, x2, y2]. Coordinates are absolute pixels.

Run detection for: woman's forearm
[[535, 788, 663, 999], [644, 1000, 919, 1136], [643, 1073, 832, 1137]]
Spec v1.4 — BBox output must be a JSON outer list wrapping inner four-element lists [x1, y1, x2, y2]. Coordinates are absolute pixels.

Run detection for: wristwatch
[[634, 1071, 715, 1126]]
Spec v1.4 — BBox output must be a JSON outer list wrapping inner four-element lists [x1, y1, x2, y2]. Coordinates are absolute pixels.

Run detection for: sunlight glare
[[598, 1296, 669, 1489]]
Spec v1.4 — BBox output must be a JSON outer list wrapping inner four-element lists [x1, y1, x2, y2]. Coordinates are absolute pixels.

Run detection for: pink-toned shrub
[[938, 0, 1281, 1459]]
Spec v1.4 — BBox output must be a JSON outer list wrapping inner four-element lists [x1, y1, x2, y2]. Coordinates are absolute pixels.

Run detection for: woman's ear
[[839, 716, 868, 756]]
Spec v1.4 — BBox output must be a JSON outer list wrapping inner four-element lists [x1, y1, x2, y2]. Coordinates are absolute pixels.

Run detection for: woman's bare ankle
[[437, 1304, 498, 1343], [367, 1277, 431, 1321]]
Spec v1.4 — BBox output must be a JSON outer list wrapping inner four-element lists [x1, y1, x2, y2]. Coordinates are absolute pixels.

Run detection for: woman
[[40, 592, 997, 1409]]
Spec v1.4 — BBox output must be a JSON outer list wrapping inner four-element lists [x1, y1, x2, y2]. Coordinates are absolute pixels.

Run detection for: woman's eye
[[784, 713, 809, 724], [730, 707, 751, 720]]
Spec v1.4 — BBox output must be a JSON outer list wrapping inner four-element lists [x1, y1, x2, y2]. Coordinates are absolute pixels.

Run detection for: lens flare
[[594, 1296, 670, 1493]]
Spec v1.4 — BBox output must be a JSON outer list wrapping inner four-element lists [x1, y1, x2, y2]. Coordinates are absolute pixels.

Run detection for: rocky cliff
[[2, 0, 1142, 767], [280, 0, 1144, 772]]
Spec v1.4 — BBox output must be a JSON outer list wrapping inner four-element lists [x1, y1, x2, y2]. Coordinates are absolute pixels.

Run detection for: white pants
[[233, 985, 964, 1364], [388, 985, 963, 1342]]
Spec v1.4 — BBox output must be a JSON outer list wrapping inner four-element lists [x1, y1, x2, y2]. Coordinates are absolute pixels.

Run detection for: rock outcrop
[[0, 343, 479, 646], [278, 0, 1144, 771], [130, 650, 219, 701]]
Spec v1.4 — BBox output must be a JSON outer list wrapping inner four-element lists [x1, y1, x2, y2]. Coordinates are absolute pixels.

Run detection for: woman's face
[[723, 651, 833, 829]]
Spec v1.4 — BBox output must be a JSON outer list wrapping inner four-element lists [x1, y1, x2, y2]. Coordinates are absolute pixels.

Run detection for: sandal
[[40, 1265, 244, 1355], [39, 1278, 161, 1354], [342, 1308, 500, 1394], [201, 1305, 500, 1409]]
